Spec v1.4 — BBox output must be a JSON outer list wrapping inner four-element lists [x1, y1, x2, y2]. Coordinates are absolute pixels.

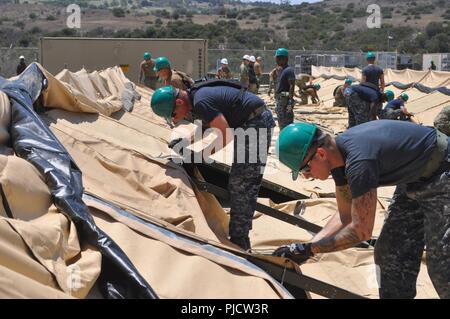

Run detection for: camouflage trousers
[[374, 171, 450, 299], [275, 95, 294, 131], [346, 92, 371, 128], [229, 109, 276, 245], [380, 108, 408, 121]]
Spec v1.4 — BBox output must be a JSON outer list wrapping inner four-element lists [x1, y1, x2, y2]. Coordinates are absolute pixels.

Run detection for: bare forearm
[[312, 223, 366, 253], [311, 189, 377, 254], [312, 211, 346, 242]]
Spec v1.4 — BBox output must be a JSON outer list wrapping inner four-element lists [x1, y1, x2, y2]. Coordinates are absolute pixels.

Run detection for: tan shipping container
[[40, 37, 208, 81]]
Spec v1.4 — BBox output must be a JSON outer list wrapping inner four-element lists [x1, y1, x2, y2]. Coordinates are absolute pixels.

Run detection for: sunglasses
[[299, 151, 316, 173]]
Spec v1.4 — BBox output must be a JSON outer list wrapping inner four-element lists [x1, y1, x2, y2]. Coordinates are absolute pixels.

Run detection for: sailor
[[344, 84, 394, 128], [154, 56, 194, 90], [274, 48, 296, 130], [380, 93, 413, 121], [150, 83, 275, 251], [139, 52, 158, 90], [274, 120, 450, 299]]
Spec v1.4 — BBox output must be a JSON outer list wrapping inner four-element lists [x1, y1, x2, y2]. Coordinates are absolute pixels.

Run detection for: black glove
[[272, 243, 313, 264]]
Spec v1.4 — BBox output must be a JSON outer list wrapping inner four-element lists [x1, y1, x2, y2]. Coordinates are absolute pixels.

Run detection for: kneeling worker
[[380, 93, 413, 121], [151, 84, 276, 250], [274, 120, 450, 299]]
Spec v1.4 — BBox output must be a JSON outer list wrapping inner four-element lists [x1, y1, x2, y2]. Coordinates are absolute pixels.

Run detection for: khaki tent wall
[[40, 37, 208, 83]]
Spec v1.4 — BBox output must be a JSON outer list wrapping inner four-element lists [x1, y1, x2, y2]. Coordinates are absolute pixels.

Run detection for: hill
[[0, 0, 449, 53]]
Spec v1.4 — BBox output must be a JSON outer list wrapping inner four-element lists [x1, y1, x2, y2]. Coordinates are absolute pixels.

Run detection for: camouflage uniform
[[229, 109, 276, 250], [139, 59, 158, 90], [434, 105, 450, 136], [275, 95, 294, 130], [268, 67, 280, 96], [295, 75, 312, 105], [380, 108, 408, 121], [346, 91, 371, 128], [301, 87, 319, 104], [161, 69, 194, 90], [240, 63, 249, 87], [374, 163, 450, 298], [217, 67, 233, 80], [333, 85, 346, 107]]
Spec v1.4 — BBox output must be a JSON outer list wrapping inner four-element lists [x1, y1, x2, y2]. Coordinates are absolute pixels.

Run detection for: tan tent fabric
[[0, 155, 52, 221], [85, 199, 292, 299], [0, 206, 101, 298], [0, 92, 10, 149], [384, 69, 428, 84], [0, 264, 72, 299], [39, 64, 124, 116]]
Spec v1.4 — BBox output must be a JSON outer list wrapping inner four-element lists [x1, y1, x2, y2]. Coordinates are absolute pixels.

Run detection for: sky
[[243, 0, 323, 4]]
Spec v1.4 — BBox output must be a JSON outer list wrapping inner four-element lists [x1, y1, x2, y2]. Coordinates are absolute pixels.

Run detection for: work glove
[[272, 242, 313, 264]]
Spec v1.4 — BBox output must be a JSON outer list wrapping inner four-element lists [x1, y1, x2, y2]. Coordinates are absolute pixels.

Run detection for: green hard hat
[[275, 48, 289, 57], [151, 86, 177, 125], [345, 79, 353, 85], [154, 56, 171, 72], [143, 52, 151, 60], [385, 90, 395, 102], [314, 83, 321, 90], [400, 93, 409, 102], [276, 122, 317, 181], [367, 51, 376, 60]]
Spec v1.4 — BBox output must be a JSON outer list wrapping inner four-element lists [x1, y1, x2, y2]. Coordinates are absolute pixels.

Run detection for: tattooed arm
[[311, 188, 377, 254], [312, 184, 353, 242]]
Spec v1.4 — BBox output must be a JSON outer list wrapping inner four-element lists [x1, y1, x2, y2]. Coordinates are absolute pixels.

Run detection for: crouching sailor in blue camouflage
[[344, 84, 394, 128], [151, 81, 275, 251], [275, 120, 450, 298]]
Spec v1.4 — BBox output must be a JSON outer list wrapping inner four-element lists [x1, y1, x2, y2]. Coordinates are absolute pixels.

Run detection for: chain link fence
[[0, 46, 425, 79], [208, 48, 424, 77]]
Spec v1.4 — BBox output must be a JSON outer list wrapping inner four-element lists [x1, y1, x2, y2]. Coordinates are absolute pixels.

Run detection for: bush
[[14, 21, 25, 29], [30, 26, 41, 34], [46, 15, 56, 21], [112, 8, 126, 18], [19, 36, 30, 47], [29, 13, 37, 20]]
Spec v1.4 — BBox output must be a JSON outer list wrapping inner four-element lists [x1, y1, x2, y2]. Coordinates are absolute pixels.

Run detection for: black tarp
[[0, 63, 158, 299]]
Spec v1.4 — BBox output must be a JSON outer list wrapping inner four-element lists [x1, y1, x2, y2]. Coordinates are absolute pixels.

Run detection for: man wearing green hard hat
[[154, 56, 194, 90], [139, 52, 157, 90], [297, 82, 321, 105], [380, 92, 414, 121], [362, 51, 385, 92], [151, 82, 276, 251], [273, 120, 450, 299], [274, 48, 296, 130], [344, 81, 395, 128]]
